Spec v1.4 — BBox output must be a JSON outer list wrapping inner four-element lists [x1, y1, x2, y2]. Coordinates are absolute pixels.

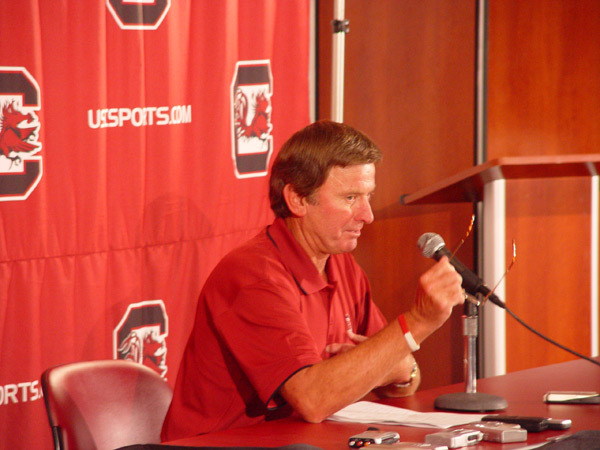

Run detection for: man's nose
[[356, 197, 374, 224]]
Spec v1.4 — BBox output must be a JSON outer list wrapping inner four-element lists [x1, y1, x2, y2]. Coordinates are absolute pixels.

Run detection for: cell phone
[[481, 415, 572, 432], [544, 391, 600, 404], [348, 430, 400, 448], [424, 429, 483, 448], [464, 421, 527, 443]]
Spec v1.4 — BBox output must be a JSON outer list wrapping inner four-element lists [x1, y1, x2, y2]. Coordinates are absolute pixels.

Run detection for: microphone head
[[417, 232, 445, 258]]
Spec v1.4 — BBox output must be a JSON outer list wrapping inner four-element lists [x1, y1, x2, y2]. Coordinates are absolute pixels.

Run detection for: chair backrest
[[41, 360, 173, 450]]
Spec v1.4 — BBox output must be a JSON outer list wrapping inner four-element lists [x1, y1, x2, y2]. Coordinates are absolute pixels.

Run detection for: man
[[161, 120, 464, 441]]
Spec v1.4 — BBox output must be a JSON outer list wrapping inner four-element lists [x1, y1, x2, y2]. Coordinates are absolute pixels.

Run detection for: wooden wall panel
[[487, 1, 600, 158], [487, 1, 600, 371], [318, 0, 477, 389], [505, 177, 592, 371]]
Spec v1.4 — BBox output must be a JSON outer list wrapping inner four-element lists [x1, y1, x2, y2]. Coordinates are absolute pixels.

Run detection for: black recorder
[[482, 415, 572, 432]]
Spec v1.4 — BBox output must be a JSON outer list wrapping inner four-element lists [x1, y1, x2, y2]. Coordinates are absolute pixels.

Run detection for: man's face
[[301, 163, 376, 258]]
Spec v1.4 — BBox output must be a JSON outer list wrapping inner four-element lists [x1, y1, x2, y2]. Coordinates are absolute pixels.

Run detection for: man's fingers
[[325, 342, 356, 355], [347, 330, 368, 343]]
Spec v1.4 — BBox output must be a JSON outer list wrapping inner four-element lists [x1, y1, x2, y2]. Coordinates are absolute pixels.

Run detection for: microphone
[[417, 232, 506, 309]]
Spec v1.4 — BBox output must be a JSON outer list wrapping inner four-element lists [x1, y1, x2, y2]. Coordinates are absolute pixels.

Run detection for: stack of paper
[[328, 401, 485, 429]]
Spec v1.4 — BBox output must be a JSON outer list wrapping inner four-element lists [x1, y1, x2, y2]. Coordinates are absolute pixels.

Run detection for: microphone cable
[[494, 300, 600, 368]]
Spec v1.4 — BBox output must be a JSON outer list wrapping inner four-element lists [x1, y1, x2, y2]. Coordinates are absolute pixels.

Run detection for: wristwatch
[[392, 359, 419, 388]]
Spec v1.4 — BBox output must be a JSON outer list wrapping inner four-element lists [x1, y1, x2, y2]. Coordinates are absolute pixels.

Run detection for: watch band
[[392, 358, 419, 388]]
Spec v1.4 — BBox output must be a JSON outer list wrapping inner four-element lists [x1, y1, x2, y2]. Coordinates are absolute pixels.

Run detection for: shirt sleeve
[[212, 279, 322, 407]]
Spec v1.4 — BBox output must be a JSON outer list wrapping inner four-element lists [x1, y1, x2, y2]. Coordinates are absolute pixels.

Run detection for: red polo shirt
[[161, 218, 387, 441]]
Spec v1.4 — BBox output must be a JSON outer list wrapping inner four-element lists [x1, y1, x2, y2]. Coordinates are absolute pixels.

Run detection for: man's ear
[[282, 184, 307, 217]]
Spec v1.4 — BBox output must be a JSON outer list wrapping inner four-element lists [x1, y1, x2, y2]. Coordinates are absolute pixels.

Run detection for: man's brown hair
[[269, 120, 382, 218]]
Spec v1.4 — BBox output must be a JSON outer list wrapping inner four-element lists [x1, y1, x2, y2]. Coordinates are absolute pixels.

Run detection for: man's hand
[[405, 256, 465, 343], [325, 329, 368, 355], [375, 353, 421, 397], [325, 330, 420, 397]]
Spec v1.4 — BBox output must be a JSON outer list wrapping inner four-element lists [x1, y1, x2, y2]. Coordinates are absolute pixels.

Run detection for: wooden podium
[[402, 155, 600, 376]]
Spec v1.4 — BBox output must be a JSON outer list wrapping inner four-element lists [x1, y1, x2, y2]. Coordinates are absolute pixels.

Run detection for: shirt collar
[[266, 217, 328, 295]]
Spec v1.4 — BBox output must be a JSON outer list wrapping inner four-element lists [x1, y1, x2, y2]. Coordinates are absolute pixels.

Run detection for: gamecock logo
[[113, 300, 169, 378], [0, 67, 42, 202], [107, 0, 171, 30], [231, 60, 273, 179]]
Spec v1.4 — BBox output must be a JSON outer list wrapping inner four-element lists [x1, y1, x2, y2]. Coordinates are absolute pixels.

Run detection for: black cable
[[501, 303, 600, 368]]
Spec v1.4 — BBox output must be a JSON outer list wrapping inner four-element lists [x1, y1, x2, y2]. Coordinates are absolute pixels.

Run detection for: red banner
[[0, 1, 310, 448]]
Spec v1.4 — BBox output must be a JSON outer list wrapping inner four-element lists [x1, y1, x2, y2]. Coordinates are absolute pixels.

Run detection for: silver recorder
[[465, 421, 527, 443], [425, 429, 483, 448], [348, 430, 400, 448], [370, 443, 449, 450]]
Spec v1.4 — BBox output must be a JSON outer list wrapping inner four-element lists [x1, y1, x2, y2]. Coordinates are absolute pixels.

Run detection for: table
[[163, 358, 600, 449]]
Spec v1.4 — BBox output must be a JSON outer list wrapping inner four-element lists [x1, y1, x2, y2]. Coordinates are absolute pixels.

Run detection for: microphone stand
[[434, 294, 507, 412]]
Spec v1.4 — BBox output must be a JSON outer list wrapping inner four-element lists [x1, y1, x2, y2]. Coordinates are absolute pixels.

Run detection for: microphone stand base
[[434, 392, 508, 412]]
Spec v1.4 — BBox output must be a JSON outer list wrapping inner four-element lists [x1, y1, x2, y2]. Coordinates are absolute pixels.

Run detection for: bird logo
[[0, 101, 41, 169], [230, 60, 273, 179], [0, 66, 43, 202], [113, 300, 169, 378]]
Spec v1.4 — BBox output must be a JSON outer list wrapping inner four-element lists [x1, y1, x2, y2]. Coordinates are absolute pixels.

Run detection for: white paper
[[327, 401, 486, 429]]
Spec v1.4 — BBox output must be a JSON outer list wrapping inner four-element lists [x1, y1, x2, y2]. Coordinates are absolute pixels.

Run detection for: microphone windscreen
[[417, 232, 445, 258]]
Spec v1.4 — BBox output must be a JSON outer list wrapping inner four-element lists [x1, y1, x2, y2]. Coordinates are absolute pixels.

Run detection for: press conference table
[[163, 358, 600, 449]]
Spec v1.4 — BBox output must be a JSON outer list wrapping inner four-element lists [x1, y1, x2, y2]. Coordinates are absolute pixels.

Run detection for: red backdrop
[[0, 1, 311, 448]]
